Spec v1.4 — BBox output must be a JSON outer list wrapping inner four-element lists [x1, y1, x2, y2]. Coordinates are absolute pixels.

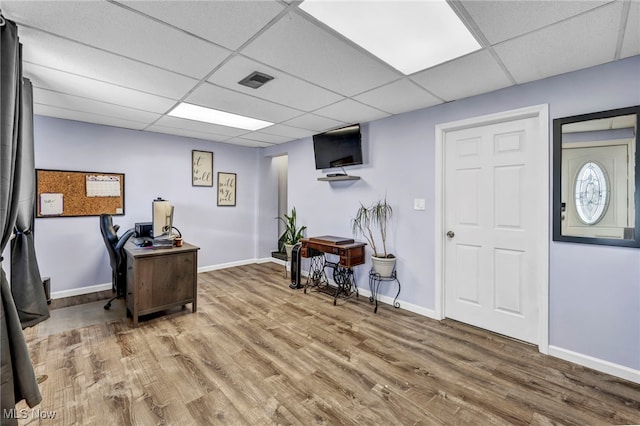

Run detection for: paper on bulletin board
[[40, 193, 63, 215], [86, 175, 121, 197]]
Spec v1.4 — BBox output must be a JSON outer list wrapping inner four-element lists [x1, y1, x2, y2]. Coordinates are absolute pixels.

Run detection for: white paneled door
[[444, 116, 542, 344]]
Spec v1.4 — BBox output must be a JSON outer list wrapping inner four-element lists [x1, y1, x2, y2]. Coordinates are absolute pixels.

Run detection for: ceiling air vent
[[238, 71, 274, 89]]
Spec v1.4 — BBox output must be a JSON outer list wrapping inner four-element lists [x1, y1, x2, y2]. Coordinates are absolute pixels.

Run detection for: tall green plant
[[277, 207, 307, 245], [351, 197, 393, 258]]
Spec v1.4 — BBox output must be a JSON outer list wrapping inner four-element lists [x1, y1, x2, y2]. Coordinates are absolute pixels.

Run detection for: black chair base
[[103, 293, 123, 310]]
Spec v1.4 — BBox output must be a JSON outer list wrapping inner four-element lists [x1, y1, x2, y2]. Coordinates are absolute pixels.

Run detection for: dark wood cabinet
[[124, 241, 199, 327]]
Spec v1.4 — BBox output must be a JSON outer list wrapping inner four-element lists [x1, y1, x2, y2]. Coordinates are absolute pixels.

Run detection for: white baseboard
[[51, 283, 113, 300], [197, 258, 259, 273], [388, 298, 437, 319], [298, 270, 438, 319], [548, 345, 640, 384], [51, 258, 282, 299]]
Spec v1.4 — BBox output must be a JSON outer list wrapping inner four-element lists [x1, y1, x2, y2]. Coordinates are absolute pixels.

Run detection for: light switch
[[414, 198, 426, 210]]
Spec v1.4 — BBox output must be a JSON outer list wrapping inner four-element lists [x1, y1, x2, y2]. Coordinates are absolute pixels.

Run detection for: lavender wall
[[264, 55, 640, 372], [29, 55, 639, 376], [32, 118, 269, 294]]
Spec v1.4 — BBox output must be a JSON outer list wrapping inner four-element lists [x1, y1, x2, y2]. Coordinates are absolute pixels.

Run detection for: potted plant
[[277, 207, 307, 261], [351, 197, 396, 277]]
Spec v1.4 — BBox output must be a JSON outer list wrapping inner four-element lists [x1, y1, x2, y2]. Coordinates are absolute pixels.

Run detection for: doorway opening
[[271, 155, 288, 261]]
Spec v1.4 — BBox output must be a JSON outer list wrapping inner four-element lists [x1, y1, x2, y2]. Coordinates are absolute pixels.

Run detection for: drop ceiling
[[1, 0, 638, 147]]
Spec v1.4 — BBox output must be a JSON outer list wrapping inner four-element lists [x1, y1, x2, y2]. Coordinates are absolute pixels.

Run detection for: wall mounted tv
[[313, 124, 363, 170]]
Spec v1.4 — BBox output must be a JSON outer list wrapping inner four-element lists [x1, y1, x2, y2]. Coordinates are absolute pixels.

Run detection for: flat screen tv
[[313, 124, 363, 170]]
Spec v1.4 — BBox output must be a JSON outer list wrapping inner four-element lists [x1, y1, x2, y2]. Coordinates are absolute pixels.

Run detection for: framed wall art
[[192, 150, 213, 187], [217, 172, 236, 206]]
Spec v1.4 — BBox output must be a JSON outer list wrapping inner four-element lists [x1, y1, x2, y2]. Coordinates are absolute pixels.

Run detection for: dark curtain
[[1, 17, 43, 424], [11, 78, 50, 328]]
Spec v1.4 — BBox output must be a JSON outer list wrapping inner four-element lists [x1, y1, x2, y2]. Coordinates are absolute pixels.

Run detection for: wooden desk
[[124, 240, 199, 327], [300, 236, 366, 305]]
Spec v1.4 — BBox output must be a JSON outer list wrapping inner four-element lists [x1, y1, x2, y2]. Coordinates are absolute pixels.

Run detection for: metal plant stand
[[368, 269, 401, 313]]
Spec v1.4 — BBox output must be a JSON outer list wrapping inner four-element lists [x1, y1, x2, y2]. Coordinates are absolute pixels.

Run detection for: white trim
[[198, 258, 262, 273], [267, 257, 286, 266], [434, 104, 550, 354], [302, 271, 439, 319], [378, 297, 437, 319], [51, 258, 283, 299], [51, 283, 113, 300], [548, 345, 640, 384]]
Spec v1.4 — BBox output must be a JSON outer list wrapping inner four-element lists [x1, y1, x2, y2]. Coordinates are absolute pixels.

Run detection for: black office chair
[[100, 214, 134, 310]]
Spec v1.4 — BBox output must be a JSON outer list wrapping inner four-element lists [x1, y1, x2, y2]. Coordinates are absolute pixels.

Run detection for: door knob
[[446, 230, 455, 238]]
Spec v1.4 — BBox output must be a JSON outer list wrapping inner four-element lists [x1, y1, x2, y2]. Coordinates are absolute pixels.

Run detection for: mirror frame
[[553, 105, 640, 247]]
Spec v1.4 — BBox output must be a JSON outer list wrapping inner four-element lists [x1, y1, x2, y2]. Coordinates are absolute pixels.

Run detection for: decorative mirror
[[553, 105, 640, 247]]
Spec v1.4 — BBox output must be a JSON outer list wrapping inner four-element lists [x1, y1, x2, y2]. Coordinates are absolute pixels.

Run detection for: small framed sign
[[217, 172, 236, 206], [192, 150, 213, 187]]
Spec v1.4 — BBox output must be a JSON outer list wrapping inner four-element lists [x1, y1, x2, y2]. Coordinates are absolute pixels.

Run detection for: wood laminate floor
[[16, 262, 640, 425]]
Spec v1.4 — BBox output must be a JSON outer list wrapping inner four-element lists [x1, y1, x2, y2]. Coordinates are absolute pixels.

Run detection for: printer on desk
[[133, 222, 177, 248], [134, 222, 152, 238]]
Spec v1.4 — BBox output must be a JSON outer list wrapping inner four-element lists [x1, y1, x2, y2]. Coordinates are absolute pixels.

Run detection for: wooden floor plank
[[15, 262, 640, 425]]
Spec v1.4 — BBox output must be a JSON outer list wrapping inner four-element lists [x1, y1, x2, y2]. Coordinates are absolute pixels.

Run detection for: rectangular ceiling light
[[299, 0, 481, 75], [168, 102, 273, 131]]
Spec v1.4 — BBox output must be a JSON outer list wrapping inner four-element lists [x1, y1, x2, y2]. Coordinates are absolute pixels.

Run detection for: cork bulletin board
[[36, 169, 125, 218]]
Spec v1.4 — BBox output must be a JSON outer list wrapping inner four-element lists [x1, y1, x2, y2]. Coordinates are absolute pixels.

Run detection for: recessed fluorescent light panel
[[168, 102, 273, 131], [299, 0, 481, 75]]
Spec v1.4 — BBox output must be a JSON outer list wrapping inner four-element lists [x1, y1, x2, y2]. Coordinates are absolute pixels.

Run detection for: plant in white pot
[[351, 197, 396, 277], [277, 207, 307, 262]]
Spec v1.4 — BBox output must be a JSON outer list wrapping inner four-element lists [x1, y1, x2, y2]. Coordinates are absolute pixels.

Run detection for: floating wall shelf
[[317, 175, 361, 182]]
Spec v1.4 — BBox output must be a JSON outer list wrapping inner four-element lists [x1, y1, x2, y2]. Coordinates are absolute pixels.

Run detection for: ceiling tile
[[313, 99, 391, 124], [281, 114, 347, 132], [144, 124, 232, 143], [223, 137, 275, 148], [153, 116, 247, 137], [33, 104, 149, 131], [208, 55, 344, 111], [232, 132, 292, 144], [258, 124, 313, 140], [19, 27, 197, 100], [354, 79, 443, 114], [185, 82, 302, 123], [621, 1, 640, 59], [119, 0, 285, 50], [241, 10, 400, 97], [34, 88, 162, 124], [24, 63, 177, 114], [494, 2, 623, 84], [460, 0, 610, 44], [411, 50, 513, 101], [2, 0, 230, 79], [2, 0, 635, 148]]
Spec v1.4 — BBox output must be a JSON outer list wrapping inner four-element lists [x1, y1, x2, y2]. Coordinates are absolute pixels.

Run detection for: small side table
[[368, 269, 401, 313]]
